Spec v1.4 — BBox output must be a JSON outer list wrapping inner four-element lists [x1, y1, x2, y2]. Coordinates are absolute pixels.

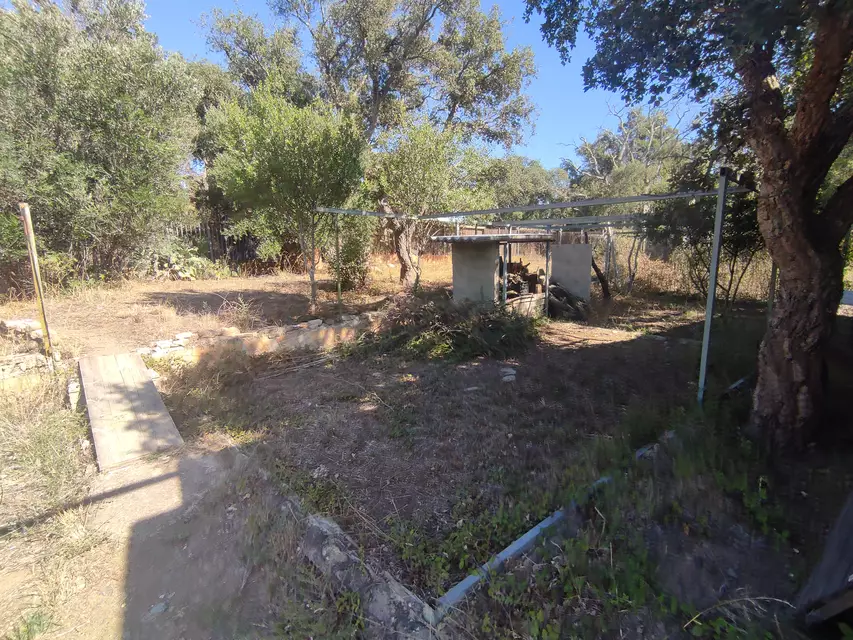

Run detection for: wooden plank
[[79, 354, 183, 471], [797, 489, 853, 619]]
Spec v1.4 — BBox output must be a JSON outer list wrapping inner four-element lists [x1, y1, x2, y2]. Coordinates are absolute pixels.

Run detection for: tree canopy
[[209, 86, 365, 305], [272, 0, 536, 145], [0, 0, 199, 279]]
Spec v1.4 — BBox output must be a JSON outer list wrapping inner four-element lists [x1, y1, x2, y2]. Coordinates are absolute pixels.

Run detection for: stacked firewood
[[548, 282, 589, 321]]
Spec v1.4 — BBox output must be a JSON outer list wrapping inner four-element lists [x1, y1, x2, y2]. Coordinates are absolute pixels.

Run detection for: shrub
[[354, 294, 541, 361], [327, 215, 377, 291], [136, 236, 233, 281]]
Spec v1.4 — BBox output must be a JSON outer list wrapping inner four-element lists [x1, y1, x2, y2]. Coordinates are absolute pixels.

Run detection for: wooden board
[[79, 353, 183, 471], [797, 489, 853, 622]]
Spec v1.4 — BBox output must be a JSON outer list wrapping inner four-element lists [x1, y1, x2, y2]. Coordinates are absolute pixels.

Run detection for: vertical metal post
[[508, 227, 513, 266], [501, 241, 508, 307], [18, 203, 53, 361], [335, 213, 342, 314], [766, 262, 778, 323], [697, 168, 729, 405], [544, 226, 552, 315], [455, 220, 460, 236]]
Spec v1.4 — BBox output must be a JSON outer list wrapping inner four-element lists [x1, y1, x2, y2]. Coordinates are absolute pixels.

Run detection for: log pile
[[548, 282, 589, 321], [502, 259, 544, 299]]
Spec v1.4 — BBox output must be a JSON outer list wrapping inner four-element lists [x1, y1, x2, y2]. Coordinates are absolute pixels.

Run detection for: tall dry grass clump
[[0, 376, 91, 526]]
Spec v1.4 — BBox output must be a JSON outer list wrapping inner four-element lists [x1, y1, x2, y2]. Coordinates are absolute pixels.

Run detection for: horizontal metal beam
[[315, 206, 415, 220], [488, 214, 640, 227], [418, 187, 752, 220], [431, 233, 554, 244]]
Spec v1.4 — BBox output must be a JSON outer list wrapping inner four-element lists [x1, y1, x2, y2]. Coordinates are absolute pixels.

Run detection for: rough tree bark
[[379, 199, 420, 288], [736, 6, 853, 449], [390, 219, 419, 288]]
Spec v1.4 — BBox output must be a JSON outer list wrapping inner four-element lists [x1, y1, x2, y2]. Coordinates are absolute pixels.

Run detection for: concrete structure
[[506, 293, 547, 317], [551, 244, 593, 301], [432, 234, 554, 314], [450, 242, 499, 303]]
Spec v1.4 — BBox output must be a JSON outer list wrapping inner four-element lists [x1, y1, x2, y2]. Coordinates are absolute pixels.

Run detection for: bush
[[327, 215, 377, 291], [136, 236, 233, 281], [354, 294, 541, 361]]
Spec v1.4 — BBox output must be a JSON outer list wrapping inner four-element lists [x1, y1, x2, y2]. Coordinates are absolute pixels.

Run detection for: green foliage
[[328, 214, 377, 291], [209, 86, 365, 303], [472, 154, 571, 217], [271, 0, 535, 145], [138, 236, 233, 281], [353, 295, 540, 362], [202, 8, 315, 100], [0, 0, 199, 275], [525, 0, 816, 104], [3, 610, 52, 640], [565, 108, 685, 210]]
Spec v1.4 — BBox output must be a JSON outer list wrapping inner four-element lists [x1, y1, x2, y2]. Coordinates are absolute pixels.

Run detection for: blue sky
[[143, 0, 639, 168]]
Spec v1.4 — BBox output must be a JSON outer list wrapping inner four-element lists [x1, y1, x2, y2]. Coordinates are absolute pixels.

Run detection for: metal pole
[[455, 220, 460, 235], [766, 262, 778, 323], [544, 227, 552, 315], [335, 213, 342, 314], [18, 203, 53, 361], [501, 241, 508, 307], [508, 227, 513, 266], [697, 168, 729, 405]]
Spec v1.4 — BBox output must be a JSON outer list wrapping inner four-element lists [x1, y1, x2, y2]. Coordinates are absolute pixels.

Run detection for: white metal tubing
[[697, 168, 730, 405], [502, 241, 508, 307], [491, 213, 641, 227], [418, 187, 750, 220]]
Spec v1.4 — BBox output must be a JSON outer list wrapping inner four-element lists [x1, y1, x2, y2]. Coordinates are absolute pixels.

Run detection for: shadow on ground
[[145, 285, 390, 326]]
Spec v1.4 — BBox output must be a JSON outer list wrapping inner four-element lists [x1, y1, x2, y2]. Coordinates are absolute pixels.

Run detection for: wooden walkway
[[79, 353, 183, 471]]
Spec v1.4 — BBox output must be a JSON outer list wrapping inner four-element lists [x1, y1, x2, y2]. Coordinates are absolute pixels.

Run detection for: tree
[[647, 105, 763, 306], [202, 8, 315, 101], [526, 0, 853, 450], [209, 86, 365, 308], [0, 0, 199, 277], [565, 107, 686, 209], [363, 121, 490, 287], [268, 0, 535, 282], [271, 0, 535, 144], [475, 155, 571, 212]]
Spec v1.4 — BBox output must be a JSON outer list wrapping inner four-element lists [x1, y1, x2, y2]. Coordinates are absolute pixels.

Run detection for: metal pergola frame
[[317, 168, 751, 404]]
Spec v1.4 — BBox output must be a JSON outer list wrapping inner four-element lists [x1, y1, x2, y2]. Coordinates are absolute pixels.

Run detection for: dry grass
[[0, 371, 103, 640], [0, 373, 92, 526]]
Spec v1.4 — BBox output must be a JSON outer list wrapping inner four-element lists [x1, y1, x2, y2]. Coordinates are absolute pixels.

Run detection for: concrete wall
[[452, 242, 499, 303], [551, 244, 592, 300]]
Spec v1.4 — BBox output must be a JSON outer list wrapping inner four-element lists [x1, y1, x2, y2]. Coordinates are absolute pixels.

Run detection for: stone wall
[[138, 312, 380, 363]]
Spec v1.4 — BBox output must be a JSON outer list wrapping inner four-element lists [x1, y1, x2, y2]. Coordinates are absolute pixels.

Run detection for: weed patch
[[0, 374, 91, 525], [351, 295, 541, 362]]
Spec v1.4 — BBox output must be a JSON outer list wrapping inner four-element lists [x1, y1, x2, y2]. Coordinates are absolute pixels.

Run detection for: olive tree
[[364, 121, 490, 287], [209, 86, 365, 308], [527, 0, 853, 451]]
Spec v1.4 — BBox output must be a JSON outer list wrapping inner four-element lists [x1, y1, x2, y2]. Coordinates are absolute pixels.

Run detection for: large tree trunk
[[391, 220, 419, 288], [751, 181, 846, 450]]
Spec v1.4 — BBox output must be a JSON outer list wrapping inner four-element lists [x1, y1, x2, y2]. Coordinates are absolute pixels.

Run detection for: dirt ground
[[4, 261, 853, 638], [0, 255, 452, 357]]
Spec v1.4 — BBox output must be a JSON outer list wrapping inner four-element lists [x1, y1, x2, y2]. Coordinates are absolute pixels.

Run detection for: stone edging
[[137, 311, 382, 361]]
